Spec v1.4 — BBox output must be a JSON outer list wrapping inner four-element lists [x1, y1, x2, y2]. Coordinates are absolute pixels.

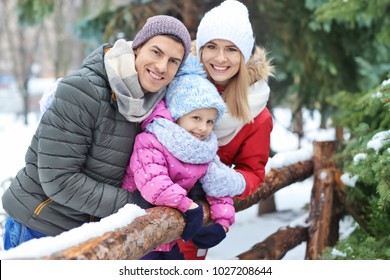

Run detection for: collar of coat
[[214, 80, 270, 146]]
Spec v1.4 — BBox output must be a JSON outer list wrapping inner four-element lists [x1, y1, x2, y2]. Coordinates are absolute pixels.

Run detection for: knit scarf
[[104, 39, 166, 122], [214, 80, 270, 146], [145, 118, 218, 164]]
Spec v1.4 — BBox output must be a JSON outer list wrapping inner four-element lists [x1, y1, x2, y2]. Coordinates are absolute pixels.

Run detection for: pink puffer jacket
[[121, 101, 235, 252]]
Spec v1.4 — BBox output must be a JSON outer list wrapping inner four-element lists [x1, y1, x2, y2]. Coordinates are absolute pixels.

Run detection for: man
[[2, 15, 192, 250]]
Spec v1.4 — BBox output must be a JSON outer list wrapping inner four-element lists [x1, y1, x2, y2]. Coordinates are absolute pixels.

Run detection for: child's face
[[176, 108, 218, 141]]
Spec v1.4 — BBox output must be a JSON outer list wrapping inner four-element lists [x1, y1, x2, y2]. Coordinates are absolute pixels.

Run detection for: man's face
[[134, 35, 185, 93]]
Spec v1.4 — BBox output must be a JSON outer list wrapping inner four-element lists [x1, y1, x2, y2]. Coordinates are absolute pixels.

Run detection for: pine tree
[[322, 75, 390, 259], [252, 0, 390, 128]]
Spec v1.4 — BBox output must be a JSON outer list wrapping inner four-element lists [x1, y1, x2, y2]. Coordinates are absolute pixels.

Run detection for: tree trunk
[[335, 126, 344, 142], [182, 0, 204, 40], [292, 107, 304, 149], [258, 195, 276, 215], [235, 160, 313, 212], [237, 226, 308, 260]]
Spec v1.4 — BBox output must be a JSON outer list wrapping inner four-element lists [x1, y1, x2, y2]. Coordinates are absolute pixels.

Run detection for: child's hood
[[141, 99, 174, 130]]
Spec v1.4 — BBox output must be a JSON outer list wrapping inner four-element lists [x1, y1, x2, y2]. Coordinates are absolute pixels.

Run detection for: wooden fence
[[40, 140, 343, 260]]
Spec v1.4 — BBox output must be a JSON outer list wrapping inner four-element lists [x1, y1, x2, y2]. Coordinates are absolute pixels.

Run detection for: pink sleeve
[[130, 133, 193, 213], [121, 164, 137, 193], [206, 195, 235, 231]]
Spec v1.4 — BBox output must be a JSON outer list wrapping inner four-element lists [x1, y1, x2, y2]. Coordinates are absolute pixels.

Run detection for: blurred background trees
[[0, 0, 389, 259], [2, 0, 388, 132]]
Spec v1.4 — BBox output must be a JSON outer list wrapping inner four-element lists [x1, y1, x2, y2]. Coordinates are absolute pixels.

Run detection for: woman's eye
[[227, 47, 238, 52]]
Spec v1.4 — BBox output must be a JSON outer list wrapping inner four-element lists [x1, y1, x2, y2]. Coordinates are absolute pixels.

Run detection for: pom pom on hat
[[165, 54, 225, 124], [133, 15, 192, 67], [196, 0, 254, 63]]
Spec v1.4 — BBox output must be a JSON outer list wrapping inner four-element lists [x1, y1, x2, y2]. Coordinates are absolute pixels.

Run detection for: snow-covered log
[[45, 202, 211, 260], [234, 160, 313, 212]]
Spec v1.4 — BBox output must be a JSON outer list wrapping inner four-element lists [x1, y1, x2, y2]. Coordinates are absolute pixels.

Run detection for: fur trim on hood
[[247, 45, 274, 85]]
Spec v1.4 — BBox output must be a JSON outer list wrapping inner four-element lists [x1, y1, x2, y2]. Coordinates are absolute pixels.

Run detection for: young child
[[121, 54, 245, 260]]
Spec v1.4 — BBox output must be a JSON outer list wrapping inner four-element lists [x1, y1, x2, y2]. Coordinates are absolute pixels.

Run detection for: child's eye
[[207, 120, 215, 125], [192, 116, 200, 121]]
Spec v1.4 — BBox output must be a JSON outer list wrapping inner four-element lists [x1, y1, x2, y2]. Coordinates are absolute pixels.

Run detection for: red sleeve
[[218, 108, 273, 200]]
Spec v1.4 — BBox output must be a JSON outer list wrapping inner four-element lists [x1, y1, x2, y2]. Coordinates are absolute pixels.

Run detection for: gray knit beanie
[[133, 15, 192, 66]]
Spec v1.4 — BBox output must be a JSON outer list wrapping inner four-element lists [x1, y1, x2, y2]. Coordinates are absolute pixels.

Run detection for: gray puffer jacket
[[2, 44, 138, 236]]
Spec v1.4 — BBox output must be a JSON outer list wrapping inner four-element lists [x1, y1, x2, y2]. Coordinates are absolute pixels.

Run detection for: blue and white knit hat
[[165, 54, 225, 124], [196, 0, 254, 63]]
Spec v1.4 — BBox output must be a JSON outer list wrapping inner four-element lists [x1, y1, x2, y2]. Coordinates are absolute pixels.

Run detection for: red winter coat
[[217, 108, 273, 199]]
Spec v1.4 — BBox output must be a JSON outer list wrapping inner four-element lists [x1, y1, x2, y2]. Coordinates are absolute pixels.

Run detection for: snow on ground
[[0, 107, 338, 259]]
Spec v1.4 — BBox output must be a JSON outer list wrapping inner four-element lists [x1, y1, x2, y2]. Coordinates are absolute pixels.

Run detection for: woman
[[178, 0, 274, 259]]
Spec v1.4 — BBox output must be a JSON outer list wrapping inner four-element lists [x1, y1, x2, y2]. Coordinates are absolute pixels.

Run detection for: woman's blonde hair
[[226, 46, 274, 123], [222, 58, 252, 123]]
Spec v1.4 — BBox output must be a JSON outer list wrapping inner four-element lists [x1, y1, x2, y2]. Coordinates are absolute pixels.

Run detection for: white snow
[[340, 172, 359, 187], [354, 153, 367, 162], [367, 130, 390, 153], [382, 78, 390, 86]]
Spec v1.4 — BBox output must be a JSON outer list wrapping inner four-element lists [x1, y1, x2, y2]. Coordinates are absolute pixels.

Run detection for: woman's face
[[200, 39, 242, 87]]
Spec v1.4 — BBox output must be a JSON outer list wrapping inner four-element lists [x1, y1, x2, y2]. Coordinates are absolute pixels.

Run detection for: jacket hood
[[80, 43, 111, 83], [141, 100, 173, 130], [247, 45, 274, 85]]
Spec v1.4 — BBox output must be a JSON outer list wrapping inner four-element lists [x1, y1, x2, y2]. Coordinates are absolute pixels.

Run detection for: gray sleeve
[[37, 76, 133, 218]]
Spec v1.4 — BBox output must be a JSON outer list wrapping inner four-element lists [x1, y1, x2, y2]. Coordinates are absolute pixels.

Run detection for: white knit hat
[[196, 0, 254, 63]]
